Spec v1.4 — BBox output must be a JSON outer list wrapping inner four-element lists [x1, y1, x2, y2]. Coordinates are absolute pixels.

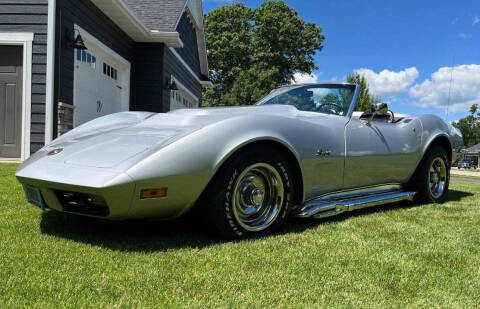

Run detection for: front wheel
[[204, 147, 294, 239], [408, 145, 450, 203]]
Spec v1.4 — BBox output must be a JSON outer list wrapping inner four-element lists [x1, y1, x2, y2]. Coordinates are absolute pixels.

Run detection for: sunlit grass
[[1, 163, 479, 308]]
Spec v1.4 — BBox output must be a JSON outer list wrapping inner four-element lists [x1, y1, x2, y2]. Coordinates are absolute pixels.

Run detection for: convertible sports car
[[17, 83, 463, 238]]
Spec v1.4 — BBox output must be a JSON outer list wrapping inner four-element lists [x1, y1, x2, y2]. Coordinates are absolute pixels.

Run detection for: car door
[[295, 112, 349, 200], [343, 116, 423, 189]]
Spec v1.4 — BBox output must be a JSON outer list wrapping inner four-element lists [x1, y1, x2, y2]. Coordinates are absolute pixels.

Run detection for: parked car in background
[[16, 83, 463, 239], [458, 158, 477, 169]]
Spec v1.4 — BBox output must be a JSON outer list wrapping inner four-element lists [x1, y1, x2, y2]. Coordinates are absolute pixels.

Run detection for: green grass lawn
[[1, 163, 480, 308]]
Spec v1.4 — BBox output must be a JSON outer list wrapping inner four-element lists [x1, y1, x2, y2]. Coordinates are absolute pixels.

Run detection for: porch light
[[69, 29, 87, 50], [168, 80, 178, 91]]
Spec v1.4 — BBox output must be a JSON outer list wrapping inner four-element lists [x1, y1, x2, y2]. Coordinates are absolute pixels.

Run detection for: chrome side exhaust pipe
[[295, 191, 416, 219]]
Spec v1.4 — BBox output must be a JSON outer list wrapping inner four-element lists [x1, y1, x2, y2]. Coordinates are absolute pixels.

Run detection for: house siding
[[0, 0, 48, 153], [54, 0, 136, 138], [163, 47, 202, 112], [1, 0, 206, 154], [133, 43, 164, 112], [175, 12, 200, 77]]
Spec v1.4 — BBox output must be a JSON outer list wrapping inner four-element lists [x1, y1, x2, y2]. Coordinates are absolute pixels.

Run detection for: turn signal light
[[140, 188, 167, 199]]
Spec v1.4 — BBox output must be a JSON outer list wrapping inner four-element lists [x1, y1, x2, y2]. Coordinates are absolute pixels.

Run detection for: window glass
[[257, 85, 355, 116]]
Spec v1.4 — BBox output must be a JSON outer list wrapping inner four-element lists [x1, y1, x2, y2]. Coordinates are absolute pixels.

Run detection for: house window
[[76, 49, 96, 69], [102, 62, 118, 80]]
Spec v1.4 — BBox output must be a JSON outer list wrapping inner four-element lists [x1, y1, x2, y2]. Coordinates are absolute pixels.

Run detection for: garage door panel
[[73, 37, 130, 127]]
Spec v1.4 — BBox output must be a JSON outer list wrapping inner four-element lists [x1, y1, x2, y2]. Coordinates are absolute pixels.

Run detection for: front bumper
[[17, 163, 136, 219]]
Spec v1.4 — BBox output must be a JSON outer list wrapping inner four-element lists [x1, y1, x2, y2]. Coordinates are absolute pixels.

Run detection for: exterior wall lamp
[[167, 80, 178, 91], [69, 29, 87, 50]]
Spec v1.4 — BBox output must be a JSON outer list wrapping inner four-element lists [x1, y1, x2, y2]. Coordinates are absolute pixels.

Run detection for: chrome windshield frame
[[346, 83, 361, 118]]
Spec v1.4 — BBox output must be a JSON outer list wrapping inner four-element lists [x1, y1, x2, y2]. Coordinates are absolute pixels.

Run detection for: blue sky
[[202, 0, 480, 122]]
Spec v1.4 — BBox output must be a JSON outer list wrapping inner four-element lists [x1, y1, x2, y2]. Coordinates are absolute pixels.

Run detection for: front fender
[[124, 114, 307, 218]]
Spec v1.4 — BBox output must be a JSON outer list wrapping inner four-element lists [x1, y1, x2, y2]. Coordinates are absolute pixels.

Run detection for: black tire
[[203, 146, 294, 239], [408, 145, 450, 203]]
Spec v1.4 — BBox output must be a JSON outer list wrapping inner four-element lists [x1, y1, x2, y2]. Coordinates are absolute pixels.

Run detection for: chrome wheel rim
[[428, 157, 447, 199], [232, 163, 284, 232]]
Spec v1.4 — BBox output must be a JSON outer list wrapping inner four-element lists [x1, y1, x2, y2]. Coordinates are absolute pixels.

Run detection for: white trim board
[[45, 0, 56, 144], [76, 25, 131, 68], [0, 32, 34, 162], [168, 47, 212, 87], [90, 0, 184, 47], [184, 1, 209, 77]]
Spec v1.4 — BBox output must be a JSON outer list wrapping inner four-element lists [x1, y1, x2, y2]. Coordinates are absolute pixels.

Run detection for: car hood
[[19, 105, 316, 171]]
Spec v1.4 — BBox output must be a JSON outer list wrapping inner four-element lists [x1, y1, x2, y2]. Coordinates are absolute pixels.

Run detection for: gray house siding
[[133, 43, 164, 113], [0, 0, 48, 153], [162, 47, 202, 112], [54, 0, 136, 138], [175, 12, 200, 77], [1, 0, 206, 155]]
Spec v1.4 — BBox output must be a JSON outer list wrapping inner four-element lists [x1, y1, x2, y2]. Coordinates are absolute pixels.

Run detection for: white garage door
[[73, 27, 130, 127], [169, 76, 199, 111]]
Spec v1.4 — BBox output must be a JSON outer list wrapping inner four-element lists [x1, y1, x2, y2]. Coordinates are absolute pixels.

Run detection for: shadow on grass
[[40, 211, 222, 252], [40, 189, 473, 252], [286, 189, 474, 234]]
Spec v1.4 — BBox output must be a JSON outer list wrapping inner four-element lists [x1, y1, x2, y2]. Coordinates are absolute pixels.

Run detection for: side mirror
[[372, 103, 388, 114], [366, 103, 389, 126]]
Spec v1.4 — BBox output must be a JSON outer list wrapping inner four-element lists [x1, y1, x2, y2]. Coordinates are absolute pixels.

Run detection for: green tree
[[346, 73, 380, 111], [453, 104, 480, 148], [203, 1, 325, 107]]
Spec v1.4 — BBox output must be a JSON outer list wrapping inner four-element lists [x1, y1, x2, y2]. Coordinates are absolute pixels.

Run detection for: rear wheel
[[204, 147, 294, 239], [409, 145, 450, 203]]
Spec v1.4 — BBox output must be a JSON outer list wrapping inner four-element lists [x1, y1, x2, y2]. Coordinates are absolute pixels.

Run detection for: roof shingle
[[122, 0, 187, 32]]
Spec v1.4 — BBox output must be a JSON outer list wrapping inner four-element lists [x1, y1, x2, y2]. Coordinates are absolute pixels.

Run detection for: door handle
[[97, 100, 103, 113]]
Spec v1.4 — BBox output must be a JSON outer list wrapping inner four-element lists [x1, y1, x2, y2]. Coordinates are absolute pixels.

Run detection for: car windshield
[[257, 84, 356, 116]]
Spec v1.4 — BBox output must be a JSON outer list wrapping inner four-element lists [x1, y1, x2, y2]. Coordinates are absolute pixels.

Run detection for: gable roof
[[122, 0, 187, 32], [90, 0, 210, 80], [467, 143, 480, 153]]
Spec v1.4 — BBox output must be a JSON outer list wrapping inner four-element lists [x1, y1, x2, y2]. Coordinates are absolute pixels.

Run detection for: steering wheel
[[316, 102, 344, 115]]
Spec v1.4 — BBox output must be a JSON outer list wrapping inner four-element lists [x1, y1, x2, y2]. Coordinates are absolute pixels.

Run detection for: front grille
[[54, 190, 110, 217]]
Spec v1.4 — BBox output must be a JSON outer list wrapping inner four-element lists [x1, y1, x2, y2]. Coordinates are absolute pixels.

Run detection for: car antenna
[[445, 53, 456, 122]]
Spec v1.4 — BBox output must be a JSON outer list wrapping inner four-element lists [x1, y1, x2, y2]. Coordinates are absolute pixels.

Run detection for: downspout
[[45, 0, 56, 145]]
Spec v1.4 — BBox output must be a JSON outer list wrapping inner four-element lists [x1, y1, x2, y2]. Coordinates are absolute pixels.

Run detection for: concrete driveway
[[451, 167, 480, 177], [452, 177, 480, 183]]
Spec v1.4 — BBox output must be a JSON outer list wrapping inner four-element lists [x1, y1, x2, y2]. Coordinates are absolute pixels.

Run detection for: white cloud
[[354, 67, 419, 97], [409, 64, 480, 112], [327, 76, 341, 82], [290, 72, 319, 84], [473, 15, 480, 25], [459, 32, 472, 39]]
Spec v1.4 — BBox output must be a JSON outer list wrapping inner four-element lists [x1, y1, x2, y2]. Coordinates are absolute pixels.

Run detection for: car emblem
[[316, 149, 331, 157], [47, 148, 63, 156]]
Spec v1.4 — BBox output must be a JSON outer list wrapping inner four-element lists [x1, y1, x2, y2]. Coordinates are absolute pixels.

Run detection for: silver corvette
[[17, 83, 463, 238]]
